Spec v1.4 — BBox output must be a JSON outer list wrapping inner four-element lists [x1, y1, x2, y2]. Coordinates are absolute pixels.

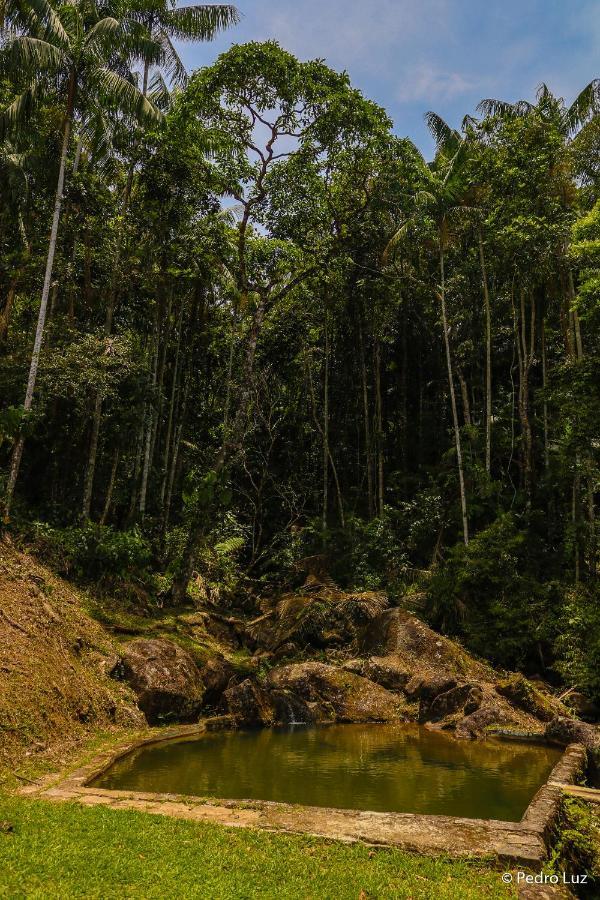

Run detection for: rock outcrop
[[116, 638, 205, 725], [265, 661, 408, 723], [545, 716, 600, 749], [200, 654, 238, 707], [223, 679, 276, 726]]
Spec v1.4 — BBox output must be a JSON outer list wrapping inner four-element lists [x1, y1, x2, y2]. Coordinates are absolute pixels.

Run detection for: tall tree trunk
[[374, 338, 384, 516], [439, 244, 469, 546], [457, 368, 472, 427], [0, 277, 18, 346], [172, 297, 266, 602], [541, 318, 549, 472], [322, 315, 329, 536], [80, 174, 134, 519], [99, 448, 120, 526], [478, 228, 492, 475], [139, 324, 159, 518], [160, 300, 184, 508], [516, 289, 535, 503], [357, 311, 374, 518], [3, 84, 74, 520], [568, 268, 583, 361]]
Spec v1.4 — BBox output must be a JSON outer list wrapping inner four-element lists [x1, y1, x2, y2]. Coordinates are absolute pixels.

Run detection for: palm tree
[[80, 2, 240, 521], [425, 111, 494, 477], [126, 1, 240, 91], [1, 0, 162, 520], [478, 81, 600, 362], [385, 135, 471, 545]]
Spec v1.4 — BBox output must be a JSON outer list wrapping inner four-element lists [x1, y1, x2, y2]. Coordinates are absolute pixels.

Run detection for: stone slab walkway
[[20, 723, 588, 867]]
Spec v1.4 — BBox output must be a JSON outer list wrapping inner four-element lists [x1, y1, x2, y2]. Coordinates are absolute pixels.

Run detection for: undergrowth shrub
[[425, 513, 558, 671], [27, 522, 151, 580]]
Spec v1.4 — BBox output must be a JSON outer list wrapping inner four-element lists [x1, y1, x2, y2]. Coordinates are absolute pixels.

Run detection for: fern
[[214, 535, 245, 557]]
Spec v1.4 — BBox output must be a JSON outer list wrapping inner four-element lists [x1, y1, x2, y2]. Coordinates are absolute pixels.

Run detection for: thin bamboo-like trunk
[[374, 338, 384, 516], [322, 317, 329, 536], [0, 278, 18, 345], [3, 90, 73, 520], [478, 229, 492, 474], [440, 244, 469, 546], [358, 312, 374, 518], [99, 448, 120, 526], [568, 269, 583, 361], [457, 368, 472, 427], [139, 332, 159, 518], [160, 301, 184, 507], [541, 318, 549, 472]]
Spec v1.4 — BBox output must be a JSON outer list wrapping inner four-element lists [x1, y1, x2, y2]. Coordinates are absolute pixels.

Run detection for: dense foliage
[[1, 1, 599, 696]]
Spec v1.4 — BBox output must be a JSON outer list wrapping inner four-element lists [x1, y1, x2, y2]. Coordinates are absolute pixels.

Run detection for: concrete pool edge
[[21, 721, 587, 865]]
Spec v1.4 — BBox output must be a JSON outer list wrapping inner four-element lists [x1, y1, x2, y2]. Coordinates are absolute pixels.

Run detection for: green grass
[[0, 795, 515, 899]]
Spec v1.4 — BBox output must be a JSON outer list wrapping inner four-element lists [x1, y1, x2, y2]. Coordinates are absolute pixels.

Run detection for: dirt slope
[[0, 538, 144, 772]]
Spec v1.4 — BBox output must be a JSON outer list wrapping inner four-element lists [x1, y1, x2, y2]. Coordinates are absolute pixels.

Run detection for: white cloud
[[396, 66, 476, 103]]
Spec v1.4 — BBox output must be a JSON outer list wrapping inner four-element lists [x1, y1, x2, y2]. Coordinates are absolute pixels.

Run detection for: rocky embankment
[[1, 541, 598, 772], [110, 580, 598, 745]]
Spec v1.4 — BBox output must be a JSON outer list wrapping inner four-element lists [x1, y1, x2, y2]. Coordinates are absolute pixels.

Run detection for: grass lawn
[[0, 795, 515, 899]]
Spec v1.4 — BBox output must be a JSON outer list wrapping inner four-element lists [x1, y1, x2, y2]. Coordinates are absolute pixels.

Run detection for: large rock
[[359, 608, 486, 679], [200, 654, 238, 707], [544, 716, 600, 749], [266, 661, 406, 723], [405, 674, 458, 701], [116, 638, 205, 725], [224, 678, 276, 726], [424, 683, 483, 723], [342, 656, 410, 692], [495, 675, 560, 722]]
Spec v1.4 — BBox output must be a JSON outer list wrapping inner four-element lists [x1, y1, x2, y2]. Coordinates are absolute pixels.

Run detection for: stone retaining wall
[[20, 722, 587, 866]]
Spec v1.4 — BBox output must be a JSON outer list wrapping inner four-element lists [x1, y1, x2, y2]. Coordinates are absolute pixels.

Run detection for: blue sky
[[177, 0, 600, 156]]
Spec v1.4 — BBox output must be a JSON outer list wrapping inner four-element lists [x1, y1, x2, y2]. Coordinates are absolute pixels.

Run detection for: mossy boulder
[[495, 674, 558, 722], [266, 661, 407, 723], [116, 638, 205, 725]]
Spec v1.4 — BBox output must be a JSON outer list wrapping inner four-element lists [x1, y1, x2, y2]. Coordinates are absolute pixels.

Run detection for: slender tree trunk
[[541, 318, 549, 472], [160, 301, 184, 507], [0, 277, 18, 346], [374, 338, 384, 516], [99, 448, 120, 526], [568, 269, 583, 361], [322, 316, 329, 536], [517, 289, 535, 503], [439, 244, 469, 545], [81, 172, 134, 518], [478, 228, 492, 475], [357, 311, 374, 518], [3, 87, 74, 520], [172, 297, 266, 602], [81, 394, 102, 520], [139, 326, 159, 518], [457, 368, 472, 427]]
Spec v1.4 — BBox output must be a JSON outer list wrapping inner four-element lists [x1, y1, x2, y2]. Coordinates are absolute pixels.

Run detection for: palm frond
[[566, 79, 600, 135], [158, 30, 187, 87], [0, 82, 41, 139], [425, 111, 460, 153], [147, 69, 170, 111], [3, 0, 68, 47], [161, 4, 240, 42], [84, 16, 121, 53], [0, 34, 66, 77], [477, 98, 517, 118], [94, 68, 163, 123]]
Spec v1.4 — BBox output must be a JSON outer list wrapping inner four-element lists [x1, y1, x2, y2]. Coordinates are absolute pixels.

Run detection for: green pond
[[93, 724, 561, 822]]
